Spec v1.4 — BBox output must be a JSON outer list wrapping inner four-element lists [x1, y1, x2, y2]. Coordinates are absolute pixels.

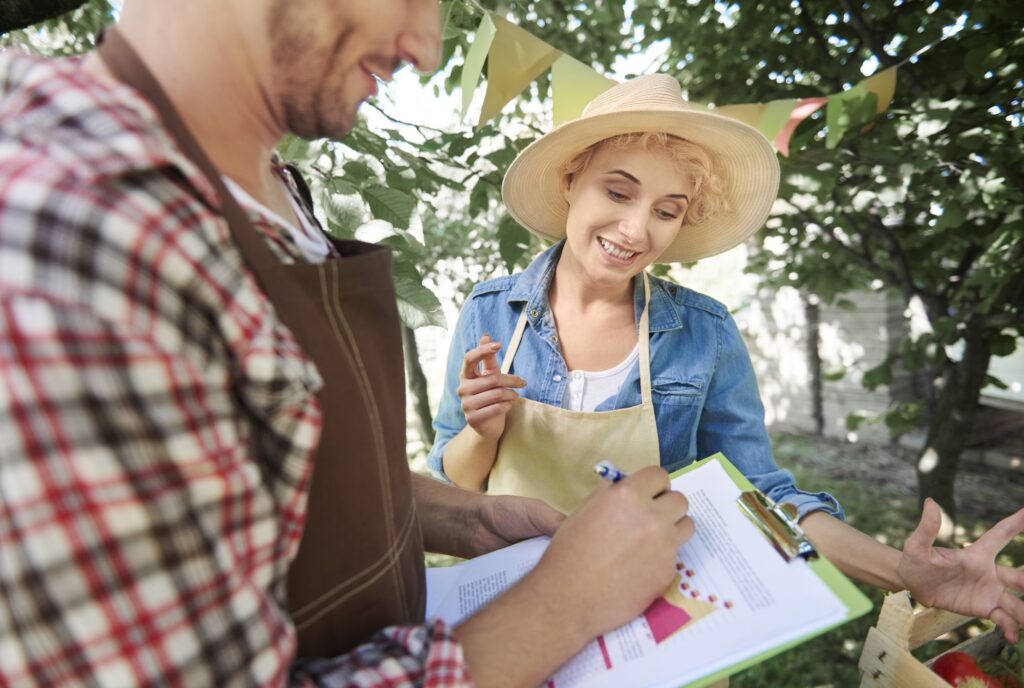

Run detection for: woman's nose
[[616, 208, 648, 243]]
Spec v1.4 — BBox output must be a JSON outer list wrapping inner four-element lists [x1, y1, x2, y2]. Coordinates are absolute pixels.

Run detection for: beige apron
[[487, 273, 660, 514]]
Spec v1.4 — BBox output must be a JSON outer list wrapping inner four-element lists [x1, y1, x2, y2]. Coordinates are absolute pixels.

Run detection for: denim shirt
[[427, 242, 843, 520]]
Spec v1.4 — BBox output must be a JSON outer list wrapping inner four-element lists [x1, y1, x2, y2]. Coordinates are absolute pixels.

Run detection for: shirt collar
[[507, 240, 684, 333]]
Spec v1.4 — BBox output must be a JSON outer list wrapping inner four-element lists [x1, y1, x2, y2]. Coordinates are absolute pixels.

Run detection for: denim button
[[553, 374, 562, 382], [529, 308, 539, 318]]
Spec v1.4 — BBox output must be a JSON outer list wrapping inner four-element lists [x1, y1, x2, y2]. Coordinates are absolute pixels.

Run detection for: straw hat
[[501, 74, 781, 263]]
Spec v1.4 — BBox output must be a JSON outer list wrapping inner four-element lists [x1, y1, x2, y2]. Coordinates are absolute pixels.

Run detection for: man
[[0, 1, 693, 685]]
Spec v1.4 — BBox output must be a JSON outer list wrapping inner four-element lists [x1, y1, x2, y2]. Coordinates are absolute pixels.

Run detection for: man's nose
[[398, 1, 442, 73]]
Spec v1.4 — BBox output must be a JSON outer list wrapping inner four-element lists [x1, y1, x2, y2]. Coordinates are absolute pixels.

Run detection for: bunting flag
[[460, 12, 496, 118], [465, 12, 900, 156], [550, 54, 617, 126], [773, 98, 828, 157], [476, 15, 560, 128]]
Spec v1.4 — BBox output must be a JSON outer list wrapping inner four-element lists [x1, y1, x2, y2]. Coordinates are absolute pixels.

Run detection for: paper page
[[426, 460, 847, 688]]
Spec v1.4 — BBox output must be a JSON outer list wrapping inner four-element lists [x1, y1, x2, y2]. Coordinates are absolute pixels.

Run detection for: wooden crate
[[858, 590, 1007, 687]]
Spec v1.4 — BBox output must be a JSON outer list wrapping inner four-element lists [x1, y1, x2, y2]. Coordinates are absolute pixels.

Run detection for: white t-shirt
[[223, 177, 333, 263], [562, 343, 640, 412]]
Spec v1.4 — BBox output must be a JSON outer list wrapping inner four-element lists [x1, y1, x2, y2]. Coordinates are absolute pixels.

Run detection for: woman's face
[[561, 142, 695, 289]]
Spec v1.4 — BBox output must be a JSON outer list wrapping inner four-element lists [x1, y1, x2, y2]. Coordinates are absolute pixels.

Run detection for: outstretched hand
[[897, 499, 1024, 642]]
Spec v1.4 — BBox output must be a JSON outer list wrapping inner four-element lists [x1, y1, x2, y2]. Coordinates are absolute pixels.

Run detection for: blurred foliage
[[8, 0, 1023, 509]]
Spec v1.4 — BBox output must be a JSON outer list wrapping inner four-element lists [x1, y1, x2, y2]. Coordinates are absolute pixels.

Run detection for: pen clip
[[736, 490, 818, 563]]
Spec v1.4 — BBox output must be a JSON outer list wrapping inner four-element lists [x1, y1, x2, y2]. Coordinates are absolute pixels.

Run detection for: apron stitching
[[321, 265, 408, 617], [291, 502, 418, 628]]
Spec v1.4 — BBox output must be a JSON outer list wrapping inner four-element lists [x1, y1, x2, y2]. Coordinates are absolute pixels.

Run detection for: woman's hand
[[457, 334, 525, 441], [897, 500, 1024, 642]]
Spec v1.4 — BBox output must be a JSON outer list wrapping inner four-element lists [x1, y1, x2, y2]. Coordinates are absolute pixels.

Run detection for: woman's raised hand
[[457, 334, 526, 441]]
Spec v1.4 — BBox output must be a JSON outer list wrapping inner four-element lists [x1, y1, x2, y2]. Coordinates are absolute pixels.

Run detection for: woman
[[428, 75, 1024, 639]]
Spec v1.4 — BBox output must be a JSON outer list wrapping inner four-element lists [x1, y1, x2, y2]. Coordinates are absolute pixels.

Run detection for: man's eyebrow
[[604, 169, 690, 201]]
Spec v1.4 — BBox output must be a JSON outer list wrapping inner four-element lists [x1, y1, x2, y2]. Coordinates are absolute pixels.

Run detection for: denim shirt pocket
[[651, 376, 705, 405]]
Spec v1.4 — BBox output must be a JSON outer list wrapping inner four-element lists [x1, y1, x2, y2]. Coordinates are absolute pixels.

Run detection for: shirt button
[[553, 374, 562, 382], [550, 335, 558, 343], [529, 308, 539, 318]]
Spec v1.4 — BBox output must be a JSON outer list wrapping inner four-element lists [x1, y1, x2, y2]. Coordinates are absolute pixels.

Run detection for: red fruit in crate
[[931, 651, 1008, 687]]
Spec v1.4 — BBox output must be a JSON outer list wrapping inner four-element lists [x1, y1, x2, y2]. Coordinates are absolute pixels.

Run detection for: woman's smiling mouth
[[598, 236, 639, 262]]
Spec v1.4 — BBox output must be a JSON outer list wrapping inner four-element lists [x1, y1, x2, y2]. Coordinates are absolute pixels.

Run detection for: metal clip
[[736, 490, 818, 562]]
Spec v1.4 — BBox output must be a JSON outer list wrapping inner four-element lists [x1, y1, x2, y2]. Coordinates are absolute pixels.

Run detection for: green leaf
[[825, 85, 877, 149], [328, 178, 360, 196], [393, 259, 445, 329], [862, 359, 893, 390], [468, 180, 492, 218], [361, 185, 416, 229], [498, 217, 531, 273], [990, 333, 1018, 357], [343, 159, 378, 182]]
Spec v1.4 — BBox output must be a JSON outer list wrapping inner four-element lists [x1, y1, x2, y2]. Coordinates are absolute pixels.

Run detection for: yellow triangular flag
[[461, 13, 497, 119], [756, 98, 797, 143], [712, 102, 766, 127], [550, 54, 617, 125], [477, 15, 560, 128], [862, 65, 898, 115]]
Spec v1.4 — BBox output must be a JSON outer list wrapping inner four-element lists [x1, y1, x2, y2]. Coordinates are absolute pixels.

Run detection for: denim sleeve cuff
[[778, 488, 846, 522], [425, 445, 454, 484]]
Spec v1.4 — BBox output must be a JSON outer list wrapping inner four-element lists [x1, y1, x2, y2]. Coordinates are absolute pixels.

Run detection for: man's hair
[[559, 132, 729, 225]]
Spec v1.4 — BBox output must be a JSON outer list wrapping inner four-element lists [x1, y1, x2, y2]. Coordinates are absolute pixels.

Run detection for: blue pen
[[594, 460, 628, 483]]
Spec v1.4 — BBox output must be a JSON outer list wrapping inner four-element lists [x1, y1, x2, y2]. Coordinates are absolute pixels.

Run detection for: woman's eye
[[606, 189, 628, 201], [655, 209, 678, 221]]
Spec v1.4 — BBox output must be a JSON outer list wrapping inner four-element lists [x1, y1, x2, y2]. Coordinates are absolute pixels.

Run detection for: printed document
[[426, 459, 849, 688]]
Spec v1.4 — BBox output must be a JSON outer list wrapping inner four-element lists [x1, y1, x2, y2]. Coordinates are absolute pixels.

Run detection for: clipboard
[[670, 452, 873, 688]]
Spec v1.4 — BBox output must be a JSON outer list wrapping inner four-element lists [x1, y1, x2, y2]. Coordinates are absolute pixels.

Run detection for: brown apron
[[98, 29, 425, 660]]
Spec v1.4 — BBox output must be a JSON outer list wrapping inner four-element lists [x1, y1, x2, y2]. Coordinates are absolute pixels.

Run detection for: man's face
[[266, 0, 440, 140]]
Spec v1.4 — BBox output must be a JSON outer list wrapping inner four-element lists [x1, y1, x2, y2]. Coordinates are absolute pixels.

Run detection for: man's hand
[[527, 466, 695, 642], [897, 500, 1024, 642], [468, 493, 565, 556], [413, 473, 563, 559]]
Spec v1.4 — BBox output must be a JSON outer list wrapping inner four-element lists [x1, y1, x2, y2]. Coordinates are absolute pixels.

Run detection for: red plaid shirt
[[0, 52, 471, 687]]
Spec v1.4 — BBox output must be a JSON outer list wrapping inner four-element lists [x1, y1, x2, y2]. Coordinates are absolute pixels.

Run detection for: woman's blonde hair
[[558, 132, 728, 225]]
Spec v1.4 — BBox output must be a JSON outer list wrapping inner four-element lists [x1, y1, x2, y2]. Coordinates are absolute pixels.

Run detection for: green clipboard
[[671, 453, 873, 688]]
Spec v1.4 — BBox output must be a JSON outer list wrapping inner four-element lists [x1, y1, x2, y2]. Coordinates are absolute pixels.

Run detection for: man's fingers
[[620, 465, 671, 499], [973, 507, 1024, 559], [523, 497, 567, 536], [675, 515, 695, 543], [904, 498, 942, 558]]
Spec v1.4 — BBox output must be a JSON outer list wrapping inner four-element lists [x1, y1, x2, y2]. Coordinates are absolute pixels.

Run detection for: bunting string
[[460, 10, 968, 157]]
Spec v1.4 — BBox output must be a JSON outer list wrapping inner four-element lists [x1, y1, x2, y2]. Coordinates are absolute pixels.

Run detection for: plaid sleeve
[[0, 292, 300, 686], [290, 619, 472, 688]]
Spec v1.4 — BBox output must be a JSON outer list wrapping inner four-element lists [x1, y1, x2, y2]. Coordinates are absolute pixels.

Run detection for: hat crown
[[581, 74, 700, 118]]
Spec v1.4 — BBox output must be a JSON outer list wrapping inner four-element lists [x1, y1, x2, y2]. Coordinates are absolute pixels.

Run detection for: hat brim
[[501, 109, 780, 263]]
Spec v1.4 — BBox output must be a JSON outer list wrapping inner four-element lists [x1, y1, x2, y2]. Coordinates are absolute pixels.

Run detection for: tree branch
[[837, 0, 926, 98], [791, 208, 902, 285], [793, 0, 845, 93]]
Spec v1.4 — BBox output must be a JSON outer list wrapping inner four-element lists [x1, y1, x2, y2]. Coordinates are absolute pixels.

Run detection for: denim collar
[[506, 240, 684, 333]]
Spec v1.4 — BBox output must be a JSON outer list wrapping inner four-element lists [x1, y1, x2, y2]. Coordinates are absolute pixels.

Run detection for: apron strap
[[638, 272, 653, 405], [500, 305, 530, 375], [501, 272, 654, 405], [96, 28, 279, 274]]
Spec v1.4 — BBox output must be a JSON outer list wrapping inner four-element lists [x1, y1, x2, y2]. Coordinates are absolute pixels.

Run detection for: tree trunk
[[402, 325, 435, 445], [915, 322, 992, 532], [804, 294, 824, 436]]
